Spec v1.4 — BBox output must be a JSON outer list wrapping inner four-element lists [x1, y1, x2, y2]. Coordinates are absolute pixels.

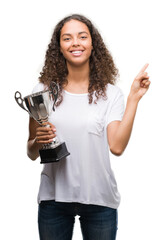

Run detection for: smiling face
[[60, 19, 93, 67]]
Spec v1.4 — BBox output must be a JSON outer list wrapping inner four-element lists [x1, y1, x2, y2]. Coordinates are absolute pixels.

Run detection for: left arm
[[107, 63, 151, 156]]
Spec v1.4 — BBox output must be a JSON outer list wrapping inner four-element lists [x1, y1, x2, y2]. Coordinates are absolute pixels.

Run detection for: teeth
[[72, 51, 82, 53]]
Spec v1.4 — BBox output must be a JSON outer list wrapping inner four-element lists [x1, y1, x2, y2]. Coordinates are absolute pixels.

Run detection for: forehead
[[60, 19, 90, 35]]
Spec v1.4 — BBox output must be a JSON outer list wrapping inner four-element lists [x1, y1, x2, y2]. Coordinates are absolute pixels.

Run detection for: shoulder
[[32, 82, 46, 93], [106, 83, 124, 100]]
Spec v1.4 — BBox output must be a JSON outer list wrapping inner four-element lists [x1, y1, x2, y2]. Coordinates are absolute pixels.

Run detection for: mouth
[[70, 50, 84, 57]]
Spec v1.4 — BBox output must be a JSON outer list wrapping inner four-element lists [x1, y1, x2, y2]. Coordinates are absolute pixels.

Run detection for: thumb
[[42, 122, 56, 131]]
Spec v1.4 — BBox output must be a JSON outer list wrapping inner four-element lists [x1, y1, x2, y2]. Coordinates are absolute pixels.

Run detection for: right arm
[[27, 117, 56, 160]]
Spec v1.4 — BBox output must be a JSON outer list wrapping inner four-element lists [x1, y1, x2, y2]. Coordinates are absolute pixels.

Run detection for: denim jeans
[[38, 200, 118, 240]]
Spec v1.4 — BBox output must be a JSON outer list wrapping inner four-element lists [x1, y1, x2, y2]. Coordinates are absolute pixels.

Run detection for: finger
[[37, 127, 55, 133], [140, 79, 148, 86], [42, 122, 56, 129], [141, 78, 150, 84], [36, 131, 56, 137], [36, 133, 56, 141], [141, 72, 149, 78], [139, 63, 149, 73], [36, 129, 54, 137], [38, 124, 56, 132], [136, 64, 149, 79], [141, 80, 151, 88], [36, 139, 54, 144], [135, 72, 150, 82], [36, 128, 56, 136], [144, 81, 151, 87]]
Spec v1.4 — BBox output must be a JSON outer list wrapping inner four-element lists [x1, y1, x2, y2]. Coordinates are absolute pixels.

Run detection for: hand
[[35, 122, 56, 144], [130, 63, 151, 101]]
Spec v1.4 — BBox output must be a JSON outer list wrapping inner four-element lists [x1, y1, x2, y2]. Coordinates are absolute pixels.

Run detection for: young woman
[[27, 14, 150, 240]]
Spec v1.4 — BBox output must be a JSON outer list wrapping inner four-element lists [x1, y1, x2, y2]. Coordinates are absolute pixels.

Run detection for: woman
[[27, 14, 150, 240]]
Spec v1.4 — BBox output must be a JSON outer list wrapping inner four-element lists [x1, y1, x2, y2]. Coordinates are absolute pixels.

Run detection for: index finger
[[42, 122, 55, 128], [139, 63, 149, 73]]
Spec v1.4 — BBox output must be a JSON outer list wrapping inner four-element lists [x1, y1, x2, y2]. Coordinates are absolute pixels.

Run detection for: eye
[[63, 37, 71, 41], [80, 36, 87, 39]]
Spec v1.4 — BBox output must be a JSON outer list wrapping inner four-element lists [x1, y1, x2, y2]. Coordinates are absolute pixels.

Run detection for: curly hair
[[39, 14, 119, 106]]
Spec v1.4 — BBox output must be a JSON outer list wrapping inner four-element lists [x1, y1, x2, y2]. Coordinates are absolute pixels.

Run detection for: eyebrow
[[61, 31, 89, 37]]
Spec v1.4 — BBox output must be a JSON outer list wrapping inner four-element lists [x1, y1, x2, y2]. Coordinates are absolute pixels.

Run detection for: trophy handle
[[15, 91, 29, 113], [49, 82, 58, 111]]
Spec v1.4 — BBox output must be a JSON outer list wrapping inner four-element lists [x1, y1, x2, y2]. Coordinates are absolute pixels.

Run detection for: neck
[[64, 62, 90, 93], [67, 61, 90, 83]]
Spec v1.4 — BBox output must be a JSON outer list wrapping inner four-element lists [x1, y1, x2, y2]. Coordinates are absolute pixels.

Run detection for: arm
[[107, 63, 151, 156], [27, 117, 56, 160]]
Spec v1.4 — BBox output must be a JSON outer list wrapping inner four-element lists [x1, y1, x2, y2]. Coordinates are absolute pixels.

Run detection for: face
[[60, 19, 93, 67]]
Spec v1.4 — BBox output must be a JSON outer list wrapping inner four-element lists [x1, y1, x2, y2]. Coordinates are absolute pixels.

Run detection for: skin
[[60, 19, 93, 94], [107, 63, 150, 155], [27, 20, 151, 160]]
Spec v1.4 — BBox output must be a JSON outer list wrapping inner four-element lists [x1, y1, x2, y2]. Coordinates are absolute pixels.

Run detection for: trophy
[[14, 83, 70, 164]]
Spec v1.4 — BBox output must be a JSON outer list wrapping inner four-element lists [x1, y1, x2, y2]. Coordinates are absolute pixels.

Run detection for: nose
[[72, 37, 80, 47]]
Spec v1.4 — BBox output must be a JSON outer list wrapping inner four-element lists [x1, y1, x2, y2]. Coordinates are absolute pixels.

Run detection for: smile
[[70, 50, 84, 56]]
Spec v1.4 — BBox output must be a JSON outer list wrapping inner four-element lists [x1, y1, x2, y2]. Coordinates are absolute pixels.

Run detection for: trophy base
[[39, 142, 70, 164]]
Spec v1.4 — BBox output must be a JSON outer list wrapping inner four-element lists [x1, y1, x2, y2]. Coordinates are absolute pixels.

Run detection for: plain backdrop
[[1, 0, 165, 239]]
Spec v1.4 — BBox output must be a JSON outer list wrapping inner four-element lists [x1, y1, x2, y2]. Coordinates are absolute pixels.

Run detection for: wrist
[[128, 92, 141, 104], [34, 137, 43, 150], [27, 138, 40, 161]]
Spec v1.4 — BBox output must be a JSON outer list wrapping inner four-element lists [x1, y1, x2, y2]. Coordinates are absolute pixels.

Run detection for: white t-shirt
[[32, 82, 125, 209]]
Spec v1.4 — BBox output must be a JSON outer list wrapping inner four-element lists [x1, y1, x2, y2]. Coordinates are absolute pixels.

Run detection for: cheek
[[85, 40, 93, 51], [60, 41, 69, 54], [86, 43, 93, 55]]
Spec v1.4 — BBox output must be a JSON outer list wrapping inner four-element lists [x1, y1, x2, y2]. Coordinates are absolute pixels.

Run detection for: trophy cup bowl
[[14, 83, 70, 164]]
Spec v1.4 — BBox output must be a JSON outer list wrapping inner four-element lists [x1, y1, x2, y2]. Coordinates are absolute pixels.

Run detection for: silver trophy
[[14, 83, 70, 164]]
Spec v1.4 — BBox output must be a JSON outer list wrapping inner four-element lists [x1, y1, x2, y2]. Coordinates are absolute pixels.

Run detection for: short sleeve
[[105, 88, 125, 127]]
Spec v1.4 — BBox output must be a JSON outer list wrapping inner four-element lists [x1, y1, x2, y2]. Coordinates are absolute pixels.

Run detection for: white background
[[1, 0, 165, 239]]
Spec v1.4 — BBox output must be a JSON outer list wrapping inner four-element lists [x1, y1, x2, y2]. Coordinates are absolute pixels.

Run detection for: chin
[[67, 59, 90, 67]]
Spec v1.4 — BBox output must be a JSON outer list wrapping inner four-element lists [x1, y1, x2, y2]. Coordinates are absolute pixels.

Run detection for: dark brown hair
[[39, 14, 119, 105]]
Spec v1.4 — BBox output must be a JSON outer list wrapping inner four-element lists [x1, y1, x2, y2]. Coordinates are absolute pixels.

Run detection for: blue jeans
[[38, 200, 118, 240]]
